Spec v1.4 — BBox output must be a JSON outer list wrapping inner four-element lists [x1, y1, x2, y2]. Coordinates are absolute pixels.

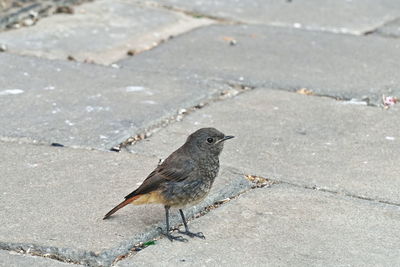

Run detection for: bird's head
[[185, 127, 234, 156]]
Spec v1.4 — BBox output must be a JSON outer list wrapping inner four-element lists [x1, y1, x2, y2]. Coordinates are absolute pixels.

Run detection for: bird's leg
[[178, 209, 205, 239], [159, 205, 188, 242]]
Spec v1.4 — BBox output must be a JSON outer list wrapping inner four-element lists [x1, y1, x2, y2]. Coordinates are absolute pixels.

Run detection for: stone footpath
[[0, 0, 399, 266]]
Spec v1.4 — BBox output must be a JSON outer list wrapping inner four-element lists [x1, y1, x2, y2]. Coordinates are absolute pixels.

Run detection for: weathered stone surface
[[0, 53, 229, 150], [0, 140, 247, 265], [149, 0, 400, 34], [0, 0, 213, 64], [119, 24, 400, 105], [0, 250, 74, 267], [0, 0, 90, 31], [128, 89, 400, 204], [375, 17, 400, 37], [118, 184, 400, 266]]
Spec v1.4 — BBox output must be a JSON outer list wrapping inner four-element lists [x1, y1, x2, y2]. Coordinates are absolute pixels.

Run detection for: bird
[[103, 127, 234, 242]]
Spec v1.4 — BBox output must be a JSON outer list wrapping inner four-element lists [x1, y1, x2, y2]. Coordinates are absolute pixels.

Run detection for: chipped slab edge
[[88, 14, 216, 65]]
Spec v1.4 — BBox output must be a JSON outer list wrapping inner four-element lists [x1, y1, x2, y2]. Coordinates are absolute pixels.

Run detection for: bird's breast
[[198, 156, 220, 181], [161, 156, 220, 207], [161, 176, 215, 208]]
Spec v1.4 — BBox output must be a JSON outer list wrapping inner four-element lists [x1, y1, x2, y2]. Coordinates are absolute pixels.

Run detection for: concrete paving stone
[[128, 89, 400, 204], [0, 0, 91, 31], [0, 53, 230, 150], [147, 0, 400, 34], [0, 140, 247, 266], [118, 184, 400, 266], [119, 24, 400, 105], [375, 17, 400, 37], [0, 0, 213, 64], [0, 250, 76, 267]]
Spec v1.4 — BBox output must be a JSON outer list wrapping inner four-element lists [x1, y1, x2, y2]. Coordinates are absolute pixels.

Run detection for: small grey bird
[[103, 127, 234, 241]]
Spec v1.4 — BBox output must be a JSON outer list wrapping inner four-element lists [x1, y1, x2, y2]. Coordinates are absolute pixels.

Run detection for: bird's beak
[[217, 135, 234, 144]]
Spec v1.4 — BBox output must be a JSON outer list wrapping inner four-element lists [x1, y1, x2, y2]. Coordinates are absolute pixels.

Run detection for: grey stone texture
[[129, 89, 400, 204], [0, 0, 213, 64], [119, 184, 400, 266], [119, 24, 400, 105], [0, 0, 90, 31], [149, 0, 400, 34], [0, 53, 229, 150], [0, 140, 247, 266], [0, 250, 75, 267], [1, 0, 400, 266], [375, 18, 400, 37]]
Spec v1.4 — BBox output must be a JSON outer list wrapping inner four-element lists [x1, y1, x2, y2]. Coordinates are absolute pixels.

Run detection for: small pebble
[[22, 18, 35, 26], [178, 108, 187, 115], [0, 44, 7, 52], [127, 49, 136, 56], [55, 6, 74, 14]]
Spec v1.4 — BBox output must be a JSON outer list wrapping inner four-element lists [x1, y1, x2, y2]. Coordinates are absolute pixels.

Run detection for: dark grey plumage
[[103, 127, 234, 241]]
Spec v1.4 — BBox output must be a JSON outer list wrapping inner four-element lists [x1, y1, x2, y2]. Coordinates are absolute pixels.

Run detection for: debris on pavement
[[0, 43, 7, 52], [341, 98, 368, 105], [222, 36, 237, 46], [296, 88, 314, 95], [382, 95, 398, 109], [0, 0, 91, 31], [245, 175, 275, 188], [127, 49, 136, 56]]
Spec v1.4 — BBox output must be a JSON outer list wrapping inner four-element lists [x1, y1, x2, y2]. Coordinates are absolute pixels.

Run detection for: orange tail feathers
[[103, 195, 140, 220]]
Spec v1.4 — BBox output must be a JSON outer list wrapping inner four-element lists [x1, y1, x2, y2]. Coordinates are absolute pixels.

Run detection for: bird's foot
[[166, 233, 188, 242], [157, 227, 188, 242], [178, 230, 206, 239]]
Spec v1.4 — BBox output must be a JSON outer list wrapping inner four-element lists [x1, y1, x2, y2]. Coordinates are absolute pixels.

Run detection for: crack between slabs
[[0, 0, 94, 32], [0, 169, 257, 267], [133, 0, 241, 25], [262, 84, 396, 108], [364, 17, 400, 37], [110, 81, 256, 152], [281, 181, 400, 207], [112, 81, 394, 152], [133, 0, 395, 37], [243, 174, 400, 208], [293, 88, 376, 106], [110, 173, 277, 265], [0, 242, 96, 266], [0, 80, 392, 151]]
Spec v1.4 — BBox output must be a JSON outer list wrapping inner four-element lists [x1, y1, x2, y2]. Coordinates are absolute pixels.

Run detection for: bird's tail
[[103, 195, 140, 220]]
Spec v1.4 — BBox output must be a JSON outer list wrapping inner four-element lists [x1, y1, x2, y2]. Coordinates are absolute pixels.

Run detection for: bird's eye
[[207, 137, 214, 143]]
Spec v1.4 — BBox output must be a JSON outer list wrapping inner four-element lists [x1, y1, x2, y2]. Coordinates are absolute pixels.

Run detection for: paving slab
[[148, 0, 400, 34], [375, 18, 400, 37], [118, 184, 400, 266], [0, 0, 213, 64], [128, 89, 400, 204], [0, 53, 230, 150], [0, 140, 247, 266], [119, 24, 400, 105], [0, 250, 75, 267], [0, 0, 91, 31]]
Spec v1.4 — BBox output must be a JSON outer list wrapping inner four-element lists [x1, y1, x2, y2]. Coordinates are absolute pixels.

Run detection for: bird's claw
[[157, 227, 188, 242], [167, 234, 188, 242], [178, 230, 206, 239]]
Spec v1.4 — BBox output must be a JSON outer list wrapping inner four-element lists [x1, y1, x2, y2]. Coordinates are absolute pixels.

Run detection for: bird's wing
[[124, 150, 194, 200]]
